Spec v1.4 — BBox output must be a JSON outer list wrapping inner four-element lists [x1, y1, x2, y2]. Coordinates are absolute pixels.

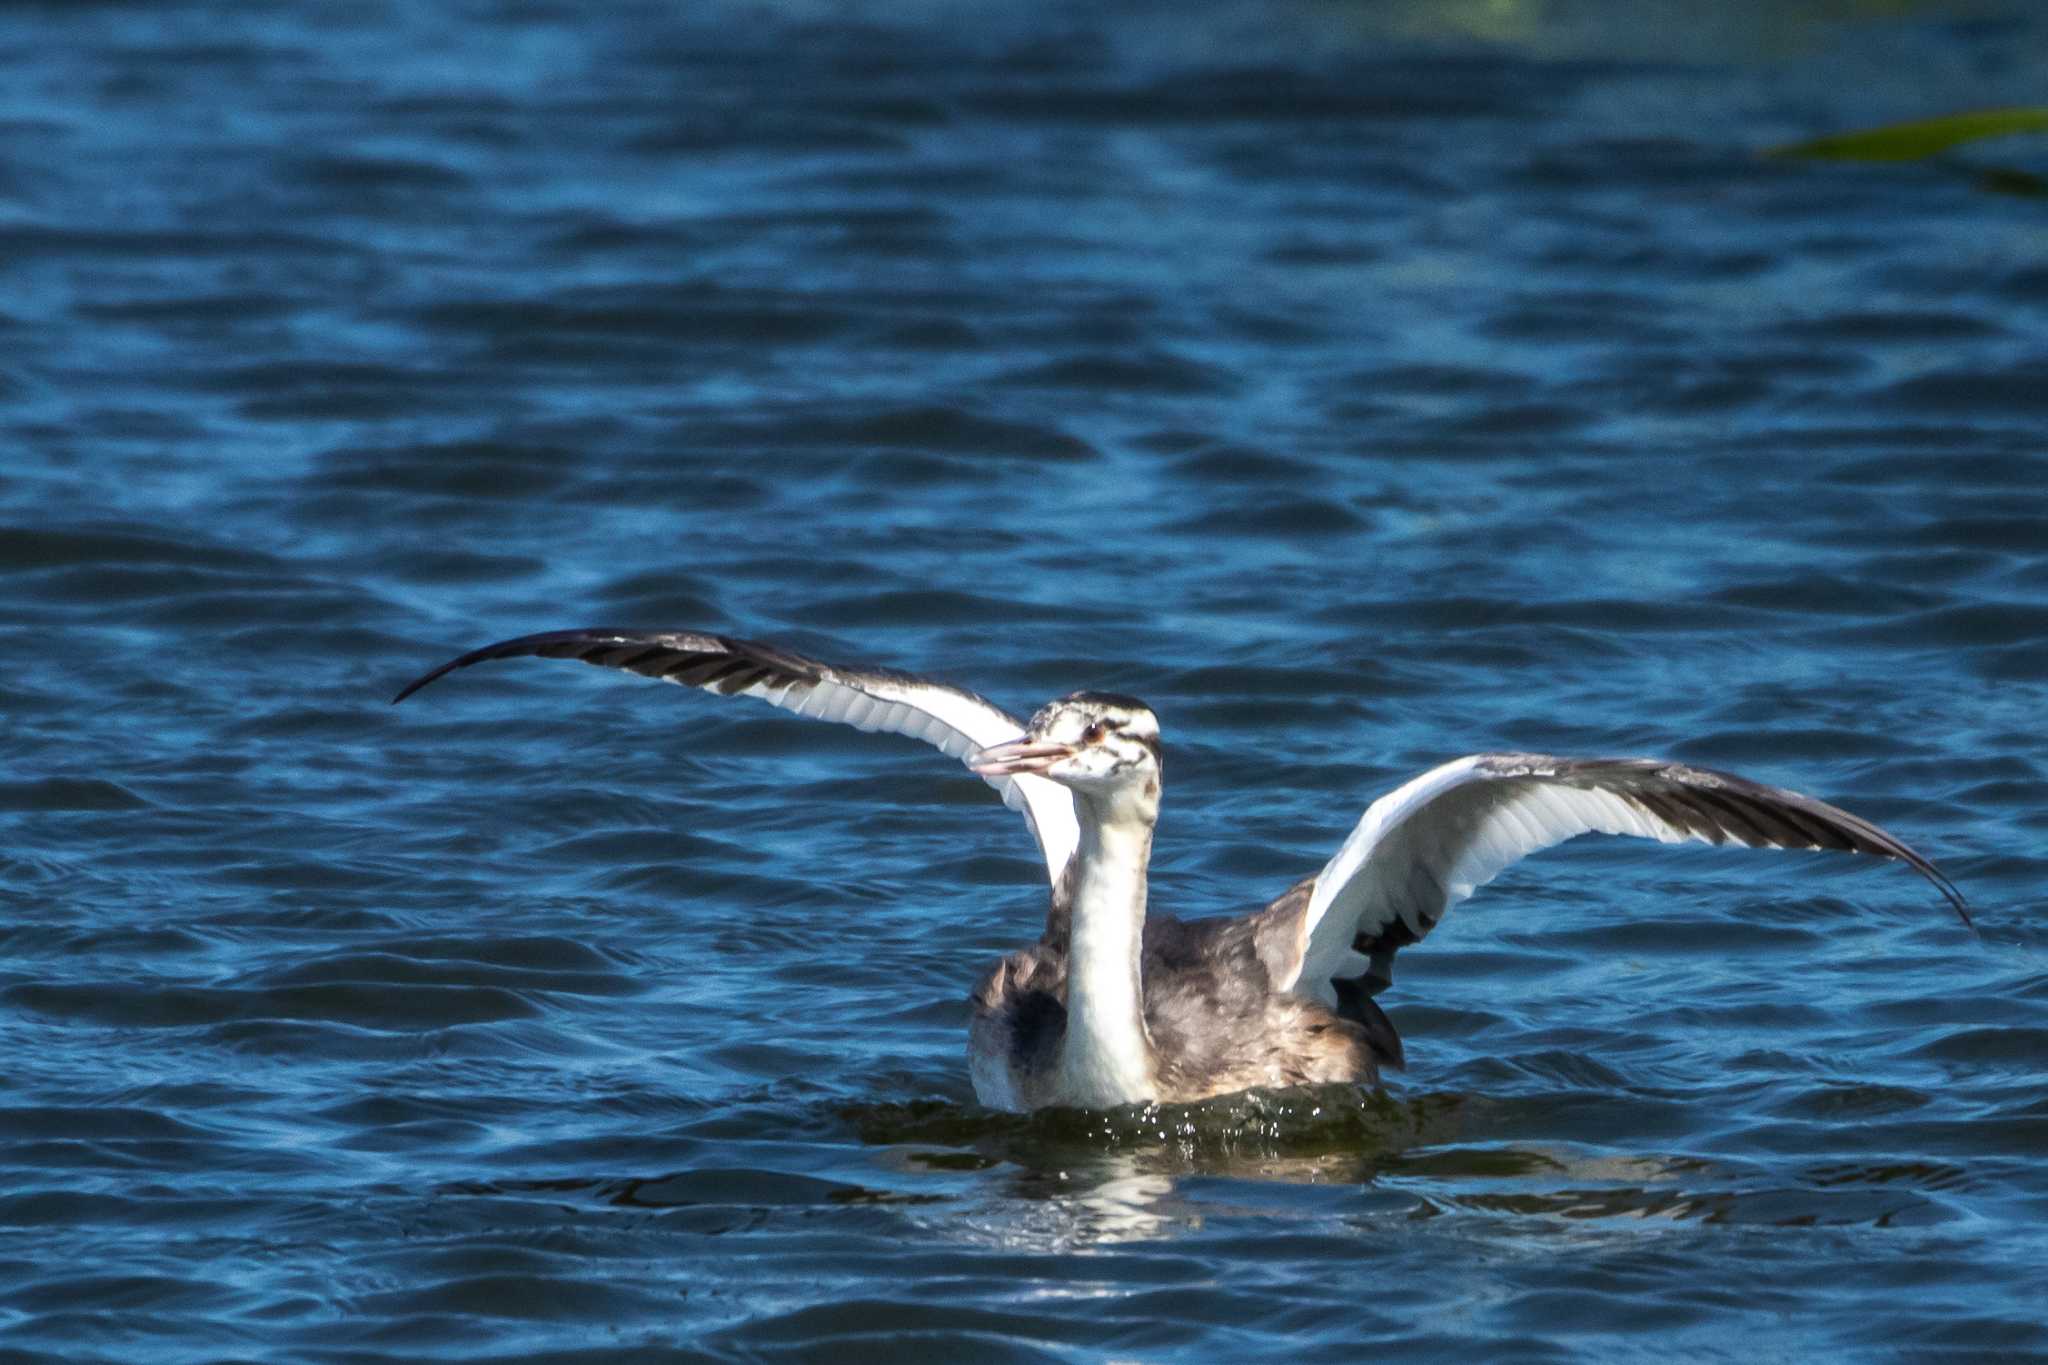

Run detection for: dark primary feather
[[395, 628, 831, 705], [1480, 755, 1969, 924], [392, 627, 1084, 885]]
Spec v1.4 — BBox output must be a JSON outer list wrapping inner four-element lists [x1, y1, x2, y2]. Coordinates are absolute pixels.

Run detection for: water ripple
[[2, 1, 2043, 1361]]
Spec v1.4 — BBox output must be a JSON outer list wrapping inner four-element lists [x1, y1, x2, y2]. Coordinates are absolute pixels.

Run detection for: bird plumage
[[394, 627, 1968, 1112]]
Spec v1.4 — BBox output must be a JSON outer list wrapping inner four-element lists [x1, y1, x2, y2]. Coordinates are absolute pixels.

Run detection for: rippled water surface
[[4, 2, 2046, 1360]]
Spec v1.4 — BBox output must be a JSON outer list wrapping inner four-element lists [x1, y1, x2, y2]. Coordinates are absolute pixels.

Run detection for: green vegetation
[[1770, 107, 2048, 195]]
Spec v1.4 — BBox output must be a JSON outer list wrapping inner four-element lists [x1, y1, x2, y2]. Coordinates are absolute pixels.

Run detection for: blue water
[[4, 2, 2046, 1360]]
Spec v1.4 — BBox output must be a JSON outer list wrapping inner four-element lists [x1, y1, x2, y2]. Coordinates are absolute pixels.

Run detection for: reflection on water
[[990, 1158, 1184, 1247]]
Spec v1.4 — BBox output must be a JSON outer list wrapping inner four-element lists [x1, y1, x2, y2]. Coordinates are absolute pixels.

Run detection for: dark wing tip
[[1911, 855, 1973, 930], [1683, 762, 1974, 931], [1485, 754, 1974, 931], [1859, 834, 1972, 929], [391, 627, 661, 706], [1856, 820, 1972, 930], [1641, 757, 1971, 930]]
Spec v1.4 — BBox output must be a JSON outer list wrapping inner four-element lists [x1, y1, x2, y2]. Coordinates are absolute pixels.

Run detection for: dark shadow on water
[[846, 1084, 1971, 1234], [842, 1083, 1466, 1180], [834, 1084, 1467, 1243]]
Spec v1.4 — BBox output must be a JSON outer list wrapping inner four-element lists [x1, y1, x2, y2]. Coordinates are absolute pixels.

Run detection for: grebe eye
[[1083, 722, 1106, 744]]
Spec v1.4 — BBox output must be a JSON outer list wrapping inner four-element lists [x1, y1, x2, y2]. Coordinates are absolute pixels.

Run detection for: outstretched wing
[[393, 628, 1080, 884], [1282, 752, 1968, 1004]]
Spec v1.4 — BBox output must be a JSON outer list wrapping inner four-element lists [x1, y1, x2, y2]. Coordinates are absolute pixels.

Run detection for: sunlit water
[[3, 2, 2045, 1360]]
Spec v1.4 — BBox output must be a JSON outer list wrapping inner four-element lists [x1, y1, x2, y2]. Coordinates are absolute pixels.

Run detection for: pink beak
[[968, 737, 1074, 777]]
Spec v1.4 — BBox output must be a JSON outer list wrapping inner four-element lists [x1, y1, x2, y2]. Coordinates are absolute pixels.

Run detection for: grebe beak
[[968, 737, 1074, 777]]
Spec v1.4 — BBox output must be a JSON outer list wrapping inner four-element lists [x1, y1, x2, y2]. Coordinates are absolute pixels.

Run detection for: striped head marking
[[970, 691, 1161, 796]]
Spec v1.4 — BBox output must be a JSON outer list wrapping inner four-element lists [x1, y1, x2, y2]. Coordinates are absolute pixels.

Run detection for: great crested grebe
[[394, 628, 1967, 1112]]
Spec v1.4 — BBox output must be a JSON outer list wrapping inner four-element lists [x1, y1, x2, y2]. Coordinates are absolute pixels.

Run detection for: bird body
[[968, 887, 1391, 1111], [394, 628, 1967, 1113]]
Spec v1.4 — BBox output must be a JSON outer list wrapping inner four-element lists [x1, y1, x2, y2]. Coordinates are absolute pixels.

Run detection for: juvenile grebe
[[394, 628, 1968, 1112]]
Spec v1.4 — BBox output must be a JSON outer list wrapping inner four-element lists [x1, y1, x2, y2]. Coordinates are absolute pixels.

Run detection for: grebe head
[[968, 691, 1161, 797]]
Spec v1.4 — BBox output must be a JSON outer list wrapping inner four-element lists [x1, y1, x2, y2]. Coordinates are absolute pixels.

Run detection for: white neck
[[1055, 789, 1158, 1108]]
